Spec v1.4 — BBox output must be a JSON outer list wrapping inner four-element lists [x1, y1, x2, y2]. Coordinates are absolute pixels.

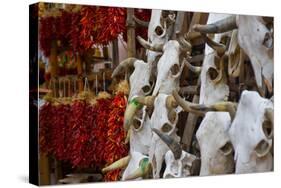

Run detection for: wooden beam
[[112, 39, 119, 68], [181, 94, 200, 152], [126, 8, 136, 57]]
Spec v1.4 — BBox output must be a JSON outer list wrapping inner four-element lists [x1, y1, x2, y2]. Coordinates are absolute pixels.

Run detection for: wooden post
[[49, 40, 58, 78], [112, 39, 119, 68], [181, 95, 200, 152], [126, 8, 136, 57], [39, 153, 50, 185], [76, 53, 84, 92]]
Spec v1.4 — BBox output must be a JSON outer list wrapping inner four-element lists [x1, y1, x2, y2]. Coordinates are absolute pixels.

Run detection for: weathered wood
[[112, 39, 119, 68], [181, 94, 200, 152], [126, 8, 136, 57], [49, 40, 58, 78], [180, 85, 199, 95], [39, 153, 50, 185]]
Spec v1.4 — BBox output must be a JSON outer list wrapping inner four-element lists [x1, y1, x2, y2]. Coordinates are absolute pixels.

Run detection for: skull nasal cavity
[[171, 64, 180, 75], [161, 123, 173, 133], [155, 26, 164, 36], [142, 85, 151, 94], [133, 118, 142, 130], [255, 140, 270, 157], [207, 67, 219, 80], [262, 119, 273, 139]]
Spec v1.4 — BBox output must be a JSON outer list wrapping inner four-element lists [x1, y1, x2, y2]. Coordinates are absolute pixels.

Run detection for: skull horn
[[137, 36, 163, 52], [102, 155, 131, 173], [133, 15, 149, 27], [193, 15, 237, 34], [172, 90, 205, 116], [183, 58, 201, 74], [134, 96, 155, 108], [112, 57, 137, 78], [152, 128, 182, 160], [124, 98, 143, 131], [172, 90, 237, 120], [201, 33, 226, 54], [124, 158, 152, 180]]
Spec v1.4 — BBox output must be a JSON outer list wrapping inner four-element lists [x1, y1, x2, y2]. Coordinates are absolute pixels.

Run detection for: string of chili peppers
[[103, 93, 128, 181]]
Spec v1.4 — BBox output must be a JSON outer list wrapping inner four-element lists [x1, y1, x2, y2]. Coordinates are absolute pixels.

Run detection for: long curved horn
[[152, 128, 182, 160], [134, 96, 155, 108], [111, 57, 137, 78], [178, 35, 192, 52], [193, 15, 237, 34], [172, 90, 205, 116], [201, 33, 226, 54], [124, 98, 143, 130], [133, 15, 149, 27], [102, 156, 131, 173], [137, 36, 163, 52], [172, 90, 237, 120], [183, 58, 201, 74], [124, 158, 151, 180]]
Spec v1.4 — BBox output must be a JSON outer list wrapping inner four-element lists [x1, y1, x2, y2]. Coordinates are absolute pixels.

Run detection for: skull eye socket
[[161, 123, 173, 133], [255, 139, 271, 158], [132, 118, 142, 130], [220, 141, 233, 156], [155, 26, 164, 36], [207, 67, 219, 81], [170, 64, 180, 75], [142, 85, 151, 94], [262, 119, 273, 139], [263, 32, 273, 49]]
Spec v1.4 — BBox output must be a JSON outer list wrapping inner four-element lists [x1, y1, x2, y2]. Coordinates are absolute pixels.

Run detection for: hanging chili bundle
[[94, 7, 126, 45], [104, 93, 128, 181]]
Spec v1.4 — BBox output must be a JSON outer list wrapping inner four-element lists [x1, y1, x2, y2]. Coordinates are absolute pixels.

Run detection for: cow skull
[[152, 128, 197, 178], [136, 93, 181, 178], [122, 151, 152, 181], [229, 90, 273, 173], [101, 151, 152, 181], [198, 13, 233, 105], [196, 112, 235, 175], [112, 58, 154, 131], [129, 108, 153, 155], [193, 15, 274, 93]]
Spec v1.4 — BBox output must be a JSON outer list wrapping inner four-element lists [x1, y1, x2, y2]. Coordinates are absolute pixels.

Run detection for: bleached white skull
[[193, 14, 274, 92], [129, 108, 153, 155], [148, 93, 181, 178], [152, 40, 185, 96], [199, 13, 232, 105], [196, 112, 235, 175], [229, 90, 273, 173], [151, 128, 197, 178], [236, 16, 273, 92], [112, 58, 154, 131], [122, 151, 152, 181], [164, 150, 197, 178], [101, 151, 151, 181]]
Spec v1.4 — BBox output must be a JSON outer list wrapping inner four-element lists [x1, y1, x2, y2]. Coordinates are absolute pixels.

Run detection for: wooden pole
[[126, 8, 136, 57], [112, 39, 119, 68], [49, 40, 58, 78], [39, 153, 50, 185], [76, 53, 84, 92]]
